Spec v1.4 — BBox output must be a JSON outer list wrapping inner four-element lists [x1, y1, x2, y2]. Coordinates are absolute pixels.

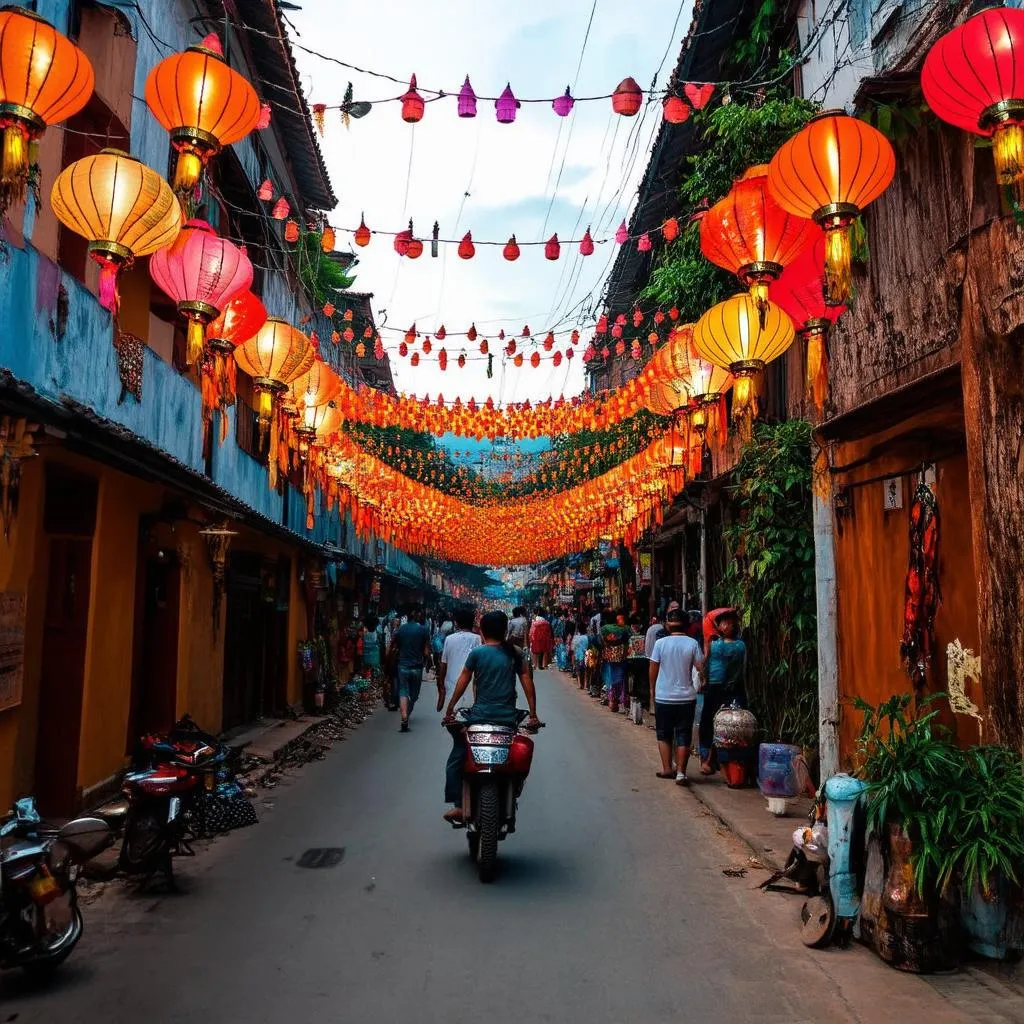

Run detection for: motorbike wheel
[[21, 902, 83, 980], [119, 809, 169, 876], [476, 781, 500, 884], [467, 832, 480, 861]]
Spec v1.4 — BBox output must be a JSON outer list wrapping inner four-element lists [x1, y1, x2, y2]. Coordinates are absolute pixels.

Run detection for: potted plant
[[911, 744, 1024, 960], [853, 694, 964, 972]]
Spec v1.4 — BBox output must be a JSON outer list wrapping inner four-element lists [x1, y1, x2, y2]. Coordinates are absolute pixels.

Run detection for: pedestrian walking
[[644, 612, 667, 713], [361, 613, 383, 690], [387, 606, 430, 732], [698, 608, 747, 775], [626, 614, 647, 715], [600, 609, 630, 712], [530, 610, 555, 670], [649, 607, 705, 785], [572, 628, 590, 689]]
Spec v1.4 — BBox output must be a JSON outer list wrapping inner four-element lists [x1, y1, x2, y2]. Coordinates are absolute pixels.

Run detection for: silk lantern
[[0, 8, 94, 216], [496, 84, 519, 124], [545, 233, 560, 260], [458, 231, 475, 259], [145, 34, 261, 193], [663, 96, 690, 123], [50, 150, 181, 313], [767, 111, 894, 304], [580, 228, 594, 255], [553, 87, 575, 117], [400, 75, 424, 123], [921, 6, 1024, 207], [204, 289, 267, 436], [693, 294, 794, 423], [503, 235, 520, 261], [149, 218, 253, 366], [355, 214, 371, 246], [612, 77, 643, 116], [458, 76, 477, 118]]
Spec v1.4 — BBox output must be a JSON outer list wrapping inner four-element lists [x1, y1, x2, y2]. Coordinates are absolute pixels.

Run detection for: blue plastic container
[[758, 743, 802, 797]]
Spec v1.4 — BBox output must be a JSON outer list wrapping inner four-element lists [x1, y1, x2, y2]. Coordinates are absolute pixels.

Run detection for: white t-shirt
[[644, 623, 666, 658], [650, 633, 704, 703], [442, 630, 482, 709]]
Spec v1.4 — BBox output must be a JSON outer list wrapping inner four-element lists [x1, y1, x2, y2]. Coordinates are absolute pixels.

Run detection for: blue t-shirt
[[707, 638, 746, 688], [395, 621, 430, 669], [572, 633, 590, 661], [463, 644, 520, 724]]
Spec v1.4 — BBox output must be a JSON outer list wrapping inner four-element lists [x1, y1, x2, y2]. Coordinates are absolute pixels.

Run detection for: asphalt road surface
[[2, 669, 1019, 1023]]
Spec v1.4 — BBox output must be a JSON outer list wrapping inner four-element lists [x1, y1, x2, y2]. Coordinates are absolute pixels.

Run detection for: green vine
[[297, 229, 356, 310], [715, 420, 818, 747]]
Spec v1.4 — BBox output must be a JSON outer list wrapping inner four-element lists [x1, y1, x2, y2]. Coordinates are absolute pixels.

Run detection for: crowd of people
[[354, 598, 745, 813]]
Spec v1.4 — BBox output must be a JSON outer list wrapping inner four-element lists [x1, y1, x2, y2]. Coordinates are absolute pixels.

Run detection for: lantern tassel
[[0, 123, 28, 211], [95, 257, 120, 314], [268, 400, 279, 491], [185, 317, 205, 366], [805, 328, 829, 416], [823, 222, 853, 306], [993, 121, 1024, 220], [173, 147, 203, 193], [731, 375, 758, 439]]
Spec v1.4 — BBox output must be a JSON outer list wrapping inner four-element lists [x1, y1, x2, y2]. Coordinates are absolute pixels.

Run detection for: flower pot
[[874, 824, 960, 972], [960, 876, 1024, 960]]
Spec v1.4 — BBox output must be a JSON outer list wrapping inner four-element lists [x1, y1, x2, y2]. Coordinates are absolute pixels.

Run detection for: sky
[[288, 0, 693, 414]]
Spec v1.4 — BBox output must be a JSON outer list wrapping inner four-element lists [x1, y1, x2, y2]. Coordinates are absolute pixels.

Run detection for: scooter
[[450, 710, 540, 883], [0, 798, 112, 977]]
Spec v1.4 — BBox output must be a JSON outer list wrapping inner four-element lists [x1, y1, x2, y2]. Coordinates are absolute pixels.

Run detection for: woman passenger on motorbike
[[441, 610, 541, 824]]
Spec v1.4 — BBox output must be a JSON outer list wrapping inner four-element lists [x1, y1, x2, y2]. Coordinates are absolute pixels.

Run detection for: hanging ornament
[[479, 338, 488, 354], [400, 74, 425, 123], [503, 235, 520, 261], [579, 228, 594, 255], [411, 351, 420, 366], [458, 231, 475, 259], [467, 323, 478, 341], [321, 225, 335, 252], [545, 233, 561, 260], [611, 324, 623, 339], [394, 225, 411, 255], [458, 352, 466, 368], [615, 339, 626, 356], [506, 339, 517, 355], [340, 82, 371, 126], [284, 219, 299, 243], [272, 197, 289, 220], [343, 309, 353, 321], [663, 96, 690, 123], [487, 353, 494, 378], [514, 353, 524, 367], [438, 348, 448, 370], [343, 326, 354, 342], [257, 179, 273, 201], [553, 351, 563, 367], [553, 87, 575, 117], [312, 103, 326, 136], [530, 351, 541, 368], [615, 220, 629, 244], [355, 214, 371, 246], [685, 83, 715, 110], [662, 217, 679, 242], [498, 329, 505, 340], [405, 324, 417, 344], [571, 329, 580, 344], [521, 325, 531, 337], [669, 306, 679, 320], [355, 341, 366, 357], [406, 237, 424, 258], [256, 102, 271, 129], [631, 339, 642, 359], [612, 77, 643, 116], [495, 83, 520, 124], [583, 343, 596, 361], [637, 232, 652, 252], [436, 325, 446, 340], [600, 345, 610, 359], [596, 314, 608, 334], [654, 310, 665, 324], [374, 336, 385, 360], [543, 331, 555, 350], [431, 220, 439, 258], [632, 308, 643, 327], [399, 341, 408, 357], [331, 330, 340, 344], [422, 337, 432, 354], [458, 76, 477, 118], [648, 331, 659, 343]]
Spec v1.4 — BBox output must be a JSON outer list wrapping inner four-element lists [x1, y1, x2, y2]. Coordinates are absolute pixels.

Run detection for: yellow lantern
[[693, 294, 794, 421], [50, 149, 181, 312]]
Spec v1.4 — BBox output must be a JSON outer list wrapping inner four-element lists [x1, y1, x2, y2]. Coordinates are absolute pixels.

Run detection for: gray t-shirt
[[464, 644, 521, 724], [395, 621, 429, 669]]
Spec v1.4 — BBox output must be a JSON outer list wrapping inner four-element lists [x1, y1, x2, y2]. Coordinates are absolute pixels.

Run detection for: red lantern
[[208, 290, 266, 348], [458, 231, 475, 259], [479, 338, 488, 354], [436, 325, 446, 340], [684, 83, 715, 110], [543, 331, 555, 350], [399, 341, 408, 357], [545, 233, 560, 260], [257, 179, 273, 201], [400, 74, 424, 123], [321, 225, 335, 252], [662, 217, 679, 242], [394, 227, 412, 255], [422, 338, 432, 354], [438, 348, 447, 370], [467, 323, 478, 341], [355, 214, 371, 246], [458, 353, 466, 368], [411, 351, 420, 366], [514, 353, 524, 367], [553, 351, 563, 367], [663, 96, 690, 123], [284, 219, 299, 243], [343, 327, 354, 342], [579, 228, 594, 255], [406, 237, 423, 259], [612, 77, 643, 116], [530, 351, 540, 368], [272, 197, 289, 220], [503, 235, 520, 261], [922, 7, 1024, 205], [637, 232, 652, 252]]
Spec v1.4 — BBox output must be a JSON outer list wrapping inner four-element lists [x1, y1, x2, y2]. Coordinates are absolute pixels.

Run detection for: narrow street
[[2, 670, 1013, 1024]]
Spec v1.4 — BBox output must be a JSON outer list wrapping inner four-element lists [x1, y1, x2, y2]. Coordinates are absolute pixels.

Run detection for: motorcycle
[[0, 797, 112, 977], [450, 710, 540, 883]]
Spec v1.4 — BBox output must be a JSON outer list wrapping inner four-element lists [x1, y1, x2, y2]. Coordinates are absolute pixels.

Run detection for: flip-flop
[[655, 771, 675, 779], [443, 809, 463, 824]]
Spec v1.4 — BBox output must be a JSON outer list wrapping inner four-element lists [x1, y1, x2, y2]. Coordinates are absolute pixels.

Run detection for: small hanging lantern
[[615, 220, 629, 244], [145, 33, 261, 195], [522, 325, 531, 337], [272, 197, 289, 220], [50, 150, 181, 313], [545, 233, 560, 260], [662, 95, 690, 124], [553, 87, 575, 117], [467, 323, 478, 341], [410, 351, 420, 366], [637, 232, 652, 252], [479, 338, 488, 354], [684, 83, 715, 110], [530, 351, 541, 368], [438, 348, 448, 370], [406, 237, 424, 259], [374, 336, 384, 360], [596, 314, 608, 334], [0, 8, 94, 217], [458, 231, 475, 259], [422, 338, 432, 354], [458, 76, 477, 118], [284, 219, 299, 243], [257, 179, 273, 201], [343, 326, 354, 342], [400, 74, 425, 123], [543, 331, 555, 350], [458, 352, 466, 368], [312, 103, 326, 136], [354, 214, 371, 246], [321, 225, 336, 252], [767, 111, 895, 305], [514, 353, 524, 367], [495, 83, 520, 124], [662, 217, 679, 242], [503, 235, 520, 261], [579, 228, 594, 255], [612, 77, 643, 116]]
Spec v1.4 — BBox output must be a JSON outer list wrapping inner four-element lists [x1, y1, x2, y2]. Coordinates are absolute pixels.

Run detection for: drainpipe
[[813, 444, 840, 779]]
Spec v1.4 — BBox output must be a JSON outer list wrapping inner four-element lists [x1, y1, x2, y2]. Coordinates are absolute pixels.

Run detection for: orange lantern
[[0, 8, 94, 214], [145, 34, 261, 194], [50, 150, 181, 313], [767, 111, 895, 304], [354, 214, 371, 246], [693, 294, 794, 423], [321, 225, 336, 252], [612, 77, 643, 116], [700, 164, 818, 306]]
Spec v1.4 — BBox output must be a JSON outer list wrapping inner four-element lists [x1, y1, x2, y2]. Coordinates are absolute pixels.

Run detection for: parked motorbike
[[452, 710, 540, 883], [0, 797, 112, 977]]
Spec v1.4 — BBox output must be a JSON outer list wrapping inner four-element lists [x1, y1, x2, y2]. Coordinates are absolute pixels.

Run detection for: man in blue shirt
[[388, 606, 430, 732]]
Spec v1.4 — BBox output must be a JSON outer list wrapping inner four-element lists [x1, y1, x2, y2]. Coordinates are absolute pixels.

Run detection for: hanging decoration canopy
[[693, 294, 795, 423], [205, 289, 267, 437], [767, 111, 895, 305], [50, 150, 182, 313], [145, 33, 262, 194], [921, 5, 1024, 208], [0, 7, 94, 217], [700, 164, 820, 307]]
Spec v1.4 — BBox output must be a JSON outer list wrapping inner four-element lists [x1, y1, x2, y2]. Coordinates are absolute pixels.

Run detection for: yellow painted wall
[[0, 457, 47, 811]]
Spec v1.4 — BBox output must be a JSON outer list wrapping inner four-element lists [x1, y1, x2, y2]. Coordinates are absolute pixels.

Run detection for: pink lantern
[[637, 232, 652, 252], [579, 228, 594, 255], [553, 87, 575, 117], [545, 233, 560, 260], [458, 76, 477, 118], [149, 219, 253, 366], [615, 220, 629, 244], [495, 83, 519, 123]]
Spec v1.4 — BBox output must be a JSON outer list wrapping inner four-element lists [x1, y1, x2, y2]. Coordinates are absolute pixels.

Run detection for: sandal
[[656, 770, 675, 779], [700, 762, 715, 776], [443, 809, 463, 824]]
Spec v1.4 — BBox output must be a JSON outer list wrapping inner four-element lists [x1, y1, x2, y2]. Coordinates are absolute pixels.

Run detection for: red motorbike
[[454, 710, 540, 883]]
